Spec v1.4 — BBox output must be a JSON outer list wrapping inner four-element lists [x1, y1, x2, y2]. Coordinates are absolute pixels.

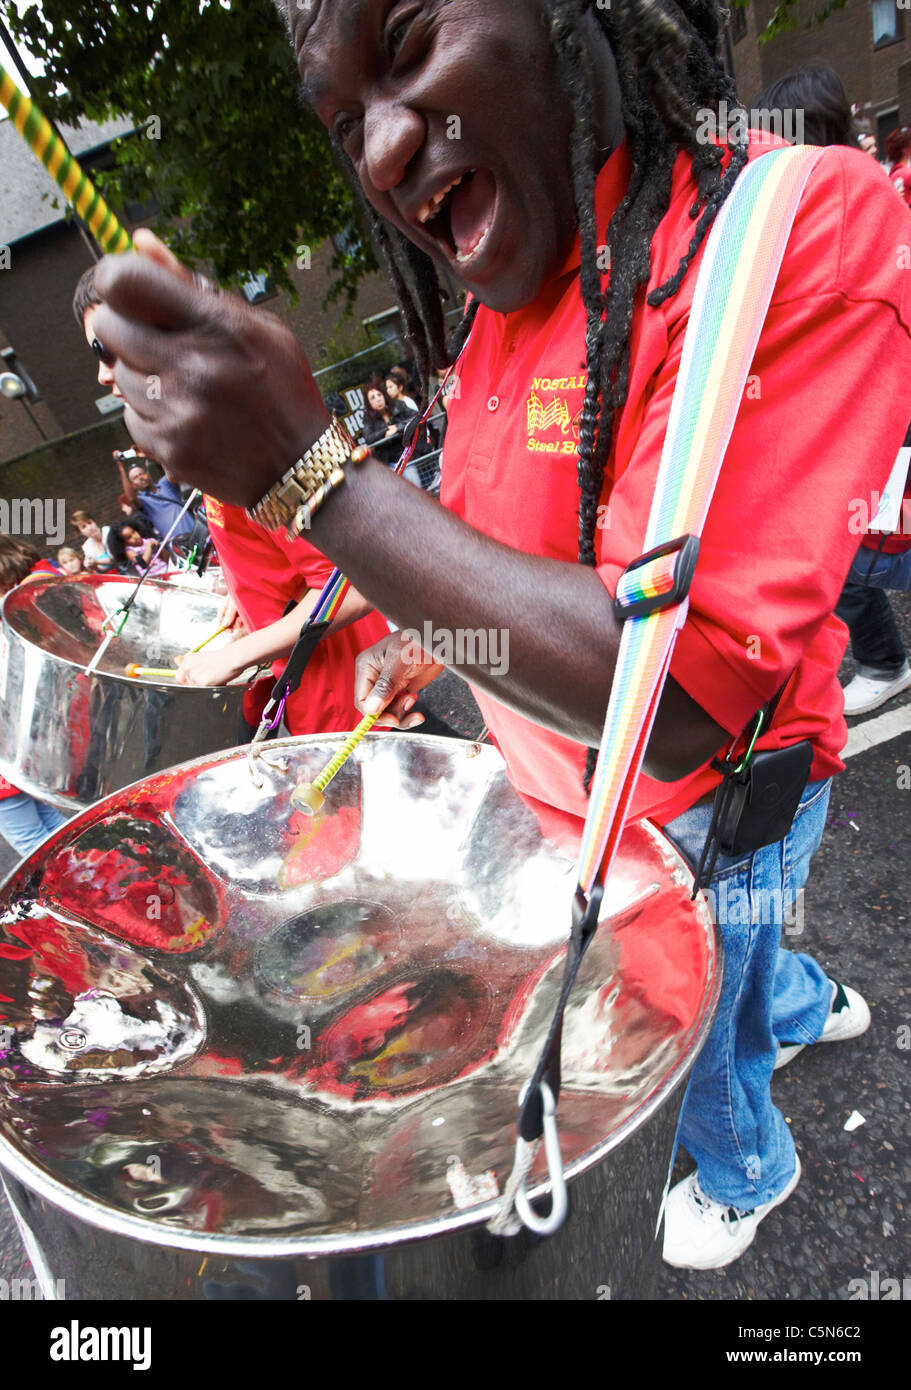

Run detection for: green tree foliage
[[8, 0, 375, 303], [732, 0, 848, 42]]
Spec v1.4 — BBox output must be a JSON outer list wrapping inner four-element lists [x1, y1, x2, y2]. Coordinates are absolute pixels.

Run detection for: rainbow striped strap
[[0, 63, 131, 255], [504, 144, 827, 1220], [576, 143, 824, 897]]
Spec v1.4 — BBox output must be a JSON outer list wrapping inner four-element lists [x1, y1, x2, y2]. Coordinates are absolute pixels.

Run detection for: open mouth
[[415, 168, 499, 267]]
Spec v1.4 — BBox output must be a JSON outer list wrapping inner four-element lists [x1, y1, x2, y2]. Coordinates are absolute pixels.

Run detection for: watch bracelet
[[247, 419, 368, 535]]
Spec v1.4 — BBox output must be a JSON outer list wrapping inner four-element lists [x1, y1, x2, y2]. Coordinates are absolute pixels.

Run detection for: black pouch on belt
[[714, 739, 814, 856], [691, 679, 814, 896]]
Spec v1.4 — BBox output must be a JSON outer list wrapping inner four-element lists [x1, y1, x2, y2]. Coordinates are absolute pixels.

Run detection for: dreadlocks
[[286, 0, 748, 786]]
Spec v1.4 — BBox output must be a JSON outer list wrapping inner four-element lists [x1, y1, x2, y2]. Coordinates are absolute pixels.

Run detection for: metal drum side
[[0, 734, 719, 1299], [0, 576, 247, 811]]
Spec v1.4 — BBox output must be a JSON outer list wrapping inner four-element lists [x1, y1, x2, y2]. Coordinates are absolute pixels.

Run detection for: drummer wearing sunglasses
[[87, 0, 909, 1271]]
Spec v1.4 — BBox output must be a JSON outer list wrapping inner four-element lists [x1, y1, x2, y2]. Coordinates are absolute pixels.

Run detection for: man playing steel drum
[[89, 0, 911, 1269]]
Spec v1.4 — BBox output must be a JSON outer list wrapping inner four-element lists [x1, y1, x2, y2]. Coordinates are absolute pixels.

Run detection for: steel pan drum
[[0, 575, 247, 811], [0, 734, 718, 1299]]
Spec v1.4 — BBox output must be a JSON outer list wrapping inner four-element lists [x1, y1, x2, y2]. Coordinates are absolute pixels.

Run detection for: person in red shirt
[[91, 1, 911, 1273], [176, 494, 389, 735]]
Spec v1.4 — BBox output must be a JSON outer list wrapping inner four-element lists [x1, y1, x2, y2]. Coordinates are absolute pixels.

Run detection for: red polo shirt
[[441, 137, 911, 831], [203, 497, 389, 735]]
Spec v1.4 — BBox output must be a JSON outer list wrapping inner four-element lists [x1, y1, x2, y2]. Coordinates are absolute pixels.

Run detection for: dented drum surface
[[0, 734, 718, 1299], [0, 575, 247, 811]]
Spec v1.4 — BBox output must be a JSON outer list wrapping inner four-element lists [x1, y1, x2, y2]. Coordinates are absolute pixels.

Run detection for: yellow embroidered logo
[[525, 375, 585, 454], [204, 495, 225, 529], [526, 392, 572, 436]]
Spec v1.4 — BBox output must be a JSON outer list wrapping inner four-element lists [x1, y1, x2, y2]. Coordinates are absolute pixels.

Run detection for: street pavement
[[0, 593, 908, 1301]]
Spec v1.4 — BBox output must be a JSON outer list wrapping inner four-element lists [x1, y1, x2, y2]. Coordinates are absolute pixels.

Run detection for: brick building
[[0, 107, 440, 559], [0, 114, 408, 473], [729, 0, 910, 151]]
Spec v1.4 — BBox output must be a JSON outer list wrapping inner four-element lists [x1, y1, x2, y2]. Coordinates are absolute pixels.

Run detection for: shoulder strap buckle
[[613, 534, 700, 622]]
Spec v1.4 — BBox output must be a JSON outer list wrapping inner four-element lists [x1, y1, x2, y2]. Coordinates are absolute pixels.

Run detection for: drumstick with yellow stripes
[[290, 714, 379, 816], [0, 63, 132, 254], [186, 625, 231, 655], [124, 664, 177, 680]]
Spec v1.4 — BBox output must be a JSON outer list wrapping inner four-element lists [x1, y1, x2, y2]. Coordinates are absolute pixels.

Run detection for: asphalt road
[[0, 593, 908, 1301]]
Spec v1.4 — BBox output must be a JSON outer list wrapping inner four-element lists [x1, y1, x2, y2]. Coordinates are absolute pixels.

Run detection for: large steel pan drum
[[0, 734, 718, 1300], [0, 575, 247, 811]]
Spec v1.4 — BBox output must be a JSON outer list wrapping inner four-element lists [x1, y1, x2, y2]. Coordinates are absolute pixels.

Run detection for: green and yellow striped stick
[[0, 63, 131, 254], [290, 714, 379, 817], [124, 664, 177, 680]]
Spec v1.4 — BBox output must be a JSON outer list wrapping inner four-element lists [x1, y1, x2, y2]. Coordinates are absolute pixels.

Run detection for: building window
[[877, 109, 900, 157], [241, 271, 275, 305], [730, 3, 747, 43], [873, 0, 904, 48], [123, 195, 162, 223]]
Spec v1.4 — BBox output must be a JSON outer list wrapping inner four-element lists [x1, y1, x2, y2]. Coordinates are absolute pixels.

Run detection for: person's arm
[[155, 475, 184, 504], [90, 253, 724, 780], [361, 415, 384, 446], [114, 451, 139, 507], [176, 584, 373, 687], [310, 463, 725, 776]]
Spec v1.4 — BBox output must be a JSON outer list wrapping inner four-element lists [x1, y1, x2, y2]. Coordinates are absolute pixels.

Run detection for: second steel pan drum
[[0, 735, 718, 1299], [0, 575, 247, 812]]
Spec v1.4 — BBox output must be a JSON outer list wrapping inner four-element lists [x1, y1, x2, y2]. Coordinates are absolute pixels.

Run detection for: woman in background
[[384, 367, 419, 414], [360, 383, 413, 467]]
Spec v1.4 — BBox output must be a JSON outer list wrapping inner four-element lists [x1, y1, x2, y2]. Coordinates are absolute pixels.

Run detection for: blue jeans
[[663, 779, 834, 1210], [0, 793, 68, 858], [835, 544, 911, 674]]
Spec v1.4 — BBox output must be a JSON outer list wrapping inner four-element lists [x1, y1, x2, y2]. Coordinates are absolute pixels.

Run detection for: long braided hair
[[288, 0, 748, 785]]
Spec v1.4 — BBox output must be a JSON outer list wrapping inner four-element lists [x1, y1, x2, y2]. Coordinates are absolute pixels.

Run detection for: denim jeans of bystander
[[0, 793, 68, 859], [835, 545, 911, 674]]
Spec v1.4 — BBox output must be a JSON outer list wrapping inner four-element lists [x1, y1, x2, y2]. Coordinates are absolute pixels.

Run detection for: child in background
[[0, 536, 59, 587], [71, 511, 114, 573], [57, 547, 85, 577], [108, 519, 170, 579]]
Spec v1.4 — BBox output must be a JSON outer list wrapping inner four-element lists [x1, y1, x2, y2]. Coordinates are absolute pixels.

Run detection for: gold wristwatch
[[246, 419, 369, 538]]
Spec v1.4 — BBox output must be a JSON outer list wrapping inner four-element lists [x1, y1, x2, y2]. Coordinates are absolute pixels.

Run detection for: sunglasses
[[91, 337, 116, 368]]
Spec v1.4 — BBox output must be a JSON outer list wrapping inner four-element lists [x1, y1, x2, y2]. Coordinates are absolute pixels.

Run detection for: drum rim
[[1, 573, 245, 689], [0, 732, 720, 1256]]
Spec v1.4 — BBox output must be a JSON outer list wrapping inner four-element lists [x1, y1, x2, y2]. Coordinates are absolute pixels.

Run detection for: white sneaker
[[842, 663, 911, 716], [662, 1156, 801, 1270], [774, 979, 871, 1070]]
